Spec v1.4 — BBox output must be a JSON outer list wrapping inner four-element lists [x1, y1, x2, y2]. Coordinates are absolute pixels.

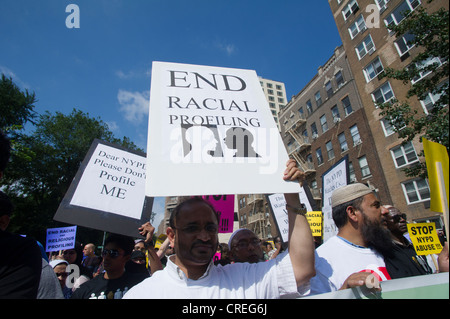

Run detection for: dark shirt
[[384, 239, 433, 279], [71, 270, 148, 299], [0, 230, 42, 298]]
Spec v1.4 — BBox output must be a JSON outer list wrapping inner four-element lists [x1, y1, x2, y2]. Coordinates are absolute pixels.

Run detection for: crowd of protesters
[[1, 130, 448, 299]]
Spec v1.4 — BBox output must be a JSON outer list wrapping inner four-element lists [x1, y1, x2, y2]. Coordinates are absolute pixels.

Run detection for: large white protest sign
[[146, 61, 300, 196], [321, 156, 348, 242], [45, 226, 77, 252], [54, 139, 153, 238]]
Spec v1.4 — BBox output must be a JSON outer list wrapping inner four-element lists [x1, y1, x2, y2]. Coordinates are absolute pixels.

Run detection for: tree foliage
[[1, 75, 143, 244], [377, 0, 449, 178]]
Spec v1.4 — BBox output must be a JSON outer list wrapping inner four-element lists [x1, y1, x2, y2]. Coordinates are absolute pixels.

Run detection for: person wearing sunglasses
[[382, 205, 433, 279], [71, 234, 148, 299]]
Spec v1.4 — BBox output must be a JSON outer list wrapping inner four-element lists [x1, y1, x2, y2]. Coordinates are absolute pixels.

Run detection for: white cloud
[[0, 65, 30, 89], [117, 89, 150, 123], [214, 41, 237, 56], [106, 121, 119, 132]]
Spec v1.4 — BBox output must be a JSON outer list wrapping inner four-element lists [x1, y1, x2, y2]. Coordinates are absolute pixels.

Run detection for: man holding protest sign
[[123, 159, 315, 299]]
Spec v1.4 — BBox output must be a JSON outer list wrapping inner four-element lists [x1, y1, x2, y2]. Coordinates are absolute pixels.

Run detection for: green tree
[[0, 74, 37, 131], [2, 109, 143, 244], [377, 0, 449, 178]]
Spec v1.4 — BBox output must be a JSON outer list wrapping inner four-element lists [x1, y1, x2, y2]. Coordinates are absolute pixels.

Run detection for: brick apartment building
[[278, 45, 391, 209], [328, 0, 448, 226]]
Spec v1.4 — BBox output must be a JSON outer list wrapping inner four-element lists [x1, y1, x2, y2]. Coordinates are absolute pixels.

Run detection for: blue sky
[[1, 0, 342, 229]]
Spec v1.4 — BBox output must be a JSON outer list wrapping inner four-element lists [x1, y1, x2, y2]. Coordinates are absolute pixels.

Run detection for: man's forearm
[[285, 193, 315, 286]]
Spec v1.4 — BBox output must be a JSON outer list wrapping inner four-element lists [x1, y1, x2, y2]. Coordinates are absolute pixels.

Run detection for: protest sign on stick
[[54, 139, 153, 238], [146, 61, 301, 197]]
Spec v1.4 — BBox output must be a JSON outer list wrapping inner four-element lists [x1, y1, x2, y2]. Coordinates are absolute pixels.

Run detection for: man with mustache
[[382, 205, 433, 278], [123, 159, 315, 298], [310, 183, 393, 295]]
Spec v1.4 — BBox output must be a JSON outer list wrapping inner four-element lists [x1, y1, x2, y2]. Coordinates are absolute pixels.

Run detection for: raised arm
[[283, 159, 316, 287], [139, 222, 163, 274]]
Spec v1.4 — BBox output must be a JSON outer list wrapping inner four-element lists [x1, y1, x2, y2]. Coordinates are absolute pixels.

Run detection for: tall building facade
[[328, 0, 448, 225], [278, 45, 391, 209], [258, 76, 288, 130]]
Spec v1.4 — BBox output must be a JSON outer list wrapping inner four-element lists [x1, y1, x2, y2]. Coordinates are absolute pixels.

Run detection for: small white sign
[[321, 157, 348, 242], [146, 61, 300, 196]]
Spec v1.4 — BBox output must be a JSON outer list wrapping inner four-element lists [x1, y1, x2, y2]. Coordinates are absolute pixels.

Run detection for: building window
[[335, 70, 345, 88], [394, 33, 416, 57], [358, 156, 371, 178], [385, 0, 421, 28], [268, 89, 274, 95], [402, 179, 430, 204], [342, 96, 353, 116], [277, 91, 283, 97], [326, 141, 335, 160], [315, 91, 323, 107], [420, 81, 447, 114], [375, 0, 390, 11], [372, 81, 395, 104], [363, 56, 384, 82], [348, 14, 367, 39], [391, 141, 419, 168], [306, 154, 313, 163], [267, 83, 273, 88], [306, 100, 313, 115], [350, 124, 361, 145], [411, 57, 445, 84], [356, 35, 376, 60], [338, 132, 348, 152], [316, 148, 324, 165], [331, 105, 341, 121], [381, 118, 396, 136], [320, 115, 328, 133], [349, 162, 356, 182], [342, 0, 359, 20], [325, 80, 333, 98], [311, 122, 318, 137]]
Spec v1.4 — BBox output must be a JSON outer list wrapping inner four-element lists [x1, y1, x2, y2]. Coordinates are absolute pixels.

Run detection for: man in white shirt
[[123, 159, 315, 299], [310, 183, 393, 295]]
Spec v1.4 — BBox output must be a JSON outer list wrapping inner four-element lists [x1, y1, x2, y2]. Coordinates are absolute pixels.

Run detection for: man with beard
[[309, 183, 393, 295], [123, 159, 316, 299], [382, 205, 433, 278]]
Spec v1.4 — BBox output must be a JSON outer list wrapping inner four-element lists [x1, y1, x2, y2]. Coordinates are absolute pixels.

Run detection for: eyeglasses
[[101, 249, 123, 258], [174, 224, 218, 235], [234, 238, 261, 249], [392, 213, 407, 223]]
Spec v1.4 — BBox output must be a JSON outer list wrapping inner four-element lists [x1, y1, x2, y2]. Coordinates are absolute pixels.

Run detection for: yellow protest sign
[[306, 211, 322, 237], [422, 138, 449, 213], [407, 222, 443, 256]]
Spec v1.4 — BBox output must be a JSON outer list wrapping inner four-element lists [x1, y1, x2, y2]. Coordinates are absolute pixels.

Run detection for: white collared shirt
[[123, 250, 308, 299]]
